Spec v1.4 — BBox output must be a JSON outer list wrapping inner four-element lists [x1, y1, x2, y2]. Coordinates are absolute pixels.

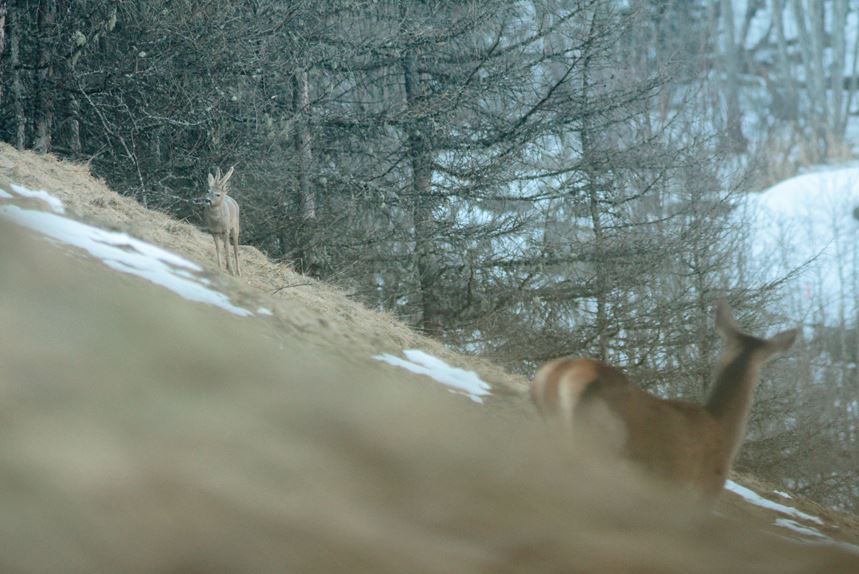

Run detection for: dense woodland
[[1, 0, 857, 511]]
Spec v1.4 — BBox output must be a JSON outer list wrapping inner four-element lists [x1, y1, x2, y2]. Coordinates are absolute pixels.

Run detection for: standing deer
[[531, 300, 798, 500], [204, 166, 241, 276]]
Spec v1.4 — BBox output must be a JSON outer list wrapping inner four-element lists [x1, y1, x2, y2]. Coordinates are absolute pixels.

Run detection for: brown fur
[[531, 301, 798, 501]]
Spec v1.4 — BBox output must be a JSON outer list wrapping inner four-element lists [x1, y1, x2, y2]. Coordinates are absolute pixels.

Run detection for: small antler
[[222, 165, 236, 185]]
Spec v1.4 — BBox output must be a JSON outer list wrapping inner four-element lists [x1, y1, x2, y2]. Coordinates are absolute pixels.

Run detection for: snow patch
[[774, 518, 828, 540], [0, 189, 12, 199], [373, 349, 492, 403], [257, 307, 274, 316], [746, 166, 859, 324], [774, 490, 793, 500], [725, 480, 823, 525], [9, 183, 65, 213], [0, 194, 254, 317]]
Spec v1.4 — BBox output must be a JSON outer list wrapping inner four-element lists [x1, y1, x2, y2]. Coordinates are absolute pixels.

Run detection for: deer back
[[533, 358, 727, 495]]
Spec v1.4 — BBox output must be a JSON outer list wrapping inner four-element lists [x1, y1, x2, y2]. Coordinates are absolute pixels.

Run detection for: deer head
[[706, 300, 798, 465], [206, 165, 236, 208]]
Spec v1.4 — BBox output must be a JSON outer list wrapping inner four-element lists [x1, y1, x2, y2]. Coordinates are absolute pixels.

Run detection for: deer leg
[[224, 234, 233, 274], [232, 231, 241, 277], [212, 234, 222, 270]]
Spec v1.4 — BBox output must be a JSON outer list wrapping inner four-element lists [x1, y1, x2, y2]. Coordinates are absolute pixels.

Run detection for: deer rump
[[531, 357, 633, 445]]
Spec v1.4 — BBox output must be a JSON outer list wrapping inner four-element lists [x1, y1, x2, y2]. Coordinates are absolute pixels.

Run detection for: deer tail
[[531, 358, 602, 428]]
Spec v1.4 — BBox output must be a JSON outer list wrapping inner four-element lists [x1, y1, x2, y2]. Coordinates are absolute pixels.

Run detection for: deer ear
[[215, 167, 222, 180], [765, 328, 798, 354], [207, 173, 215, 187], [715, 298, 741, 340]]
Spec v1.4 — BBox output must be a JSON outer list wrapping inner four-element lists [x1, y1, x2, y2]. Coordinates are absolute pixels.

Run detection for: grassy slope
[[0, 144, 525, 395], [1, 142, 856, 553]]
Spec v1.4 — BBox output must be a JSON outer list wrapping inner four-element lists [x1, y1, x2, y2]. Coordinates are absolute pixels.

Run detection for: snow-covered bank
[[0, 183, 255, 317], [374, 349, 493, 403], [774, 518, 828, 540], [747, 165, 859, 324], [725, 480, 824, 525]]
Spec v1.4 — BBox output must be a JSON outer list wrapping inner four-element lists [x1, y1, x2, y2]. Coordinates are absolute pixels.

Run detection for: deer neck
[[705, 348, 762, 460]]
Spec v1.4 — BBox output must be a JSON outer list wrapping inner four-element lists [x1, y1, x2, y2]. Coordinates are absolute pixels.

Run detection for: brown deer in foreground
[[204, 166, 241, 276], [531, 300, 798, 501]]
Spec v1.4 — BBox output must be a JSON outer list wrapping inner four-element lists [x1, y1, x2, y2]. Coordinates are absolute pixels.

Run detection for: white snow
[[0, 187, 255, 317], [256, 307, 274, 316], [774, 518, 828, 540], [0, 189, 12, 199], [746, 165, 859, 324], [725, 480, 824, 525], [9, 183, 66, 213], [773, 490, 793, 500], [373, 349, 492, 403]]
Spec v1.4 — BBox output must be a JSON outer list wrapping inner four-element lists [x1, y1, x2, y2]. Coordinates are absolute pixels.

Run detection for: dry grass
[[0, 143, 524, 396], [3, 220, 859, 573]]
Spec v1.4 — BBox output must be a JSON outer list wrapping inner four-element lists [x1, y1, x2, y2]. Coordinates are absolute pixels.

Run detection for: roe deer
[[204, 165, 241, 276], [531, 300, 798, 500]]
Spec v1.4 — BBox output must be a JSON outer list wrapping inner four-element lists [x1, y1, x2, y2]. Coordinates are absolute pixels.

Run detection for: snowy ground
[[747, 165, 859, 325], [726, 480, 823, 524], [0, 183, 255, 317], [725, 480, 832, 542], [374, 349, 493, 403], [774, 518, 829, 540]]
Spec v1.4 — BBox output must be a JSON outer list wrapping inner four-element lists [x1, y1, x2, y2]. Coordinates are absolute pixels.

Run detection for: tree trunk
[[290, 68, 316, 272], [34, 0, 57, 153], [60, 54, 82, 157], [293, 70, 315, 221], [580, 26, 609, 361], [402, 47, 441, 336], [63, 10, 82, 157], [587, 184, 609, 361], [842, 10, 859, 137], [830, 0, 847, 145], [9, 0, 25, 149], [67, 91, 82, 156], [772, 0, 798, 122], [0, 0, 6, 108], [808, 0, 830, 149], [691, 190, 712, 398], [720, 0, 747, 152], [791, 0, 828, 158]]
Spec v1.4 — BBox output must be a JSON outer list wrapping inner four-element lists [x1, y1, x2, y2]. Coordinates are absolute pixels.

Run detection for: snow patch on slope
[[725, 480, 824, 525], [374, 349, 492, 403], [9, 183, 66, 213], [0, 184, 255, 317], [774, 518, 828, 540]]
